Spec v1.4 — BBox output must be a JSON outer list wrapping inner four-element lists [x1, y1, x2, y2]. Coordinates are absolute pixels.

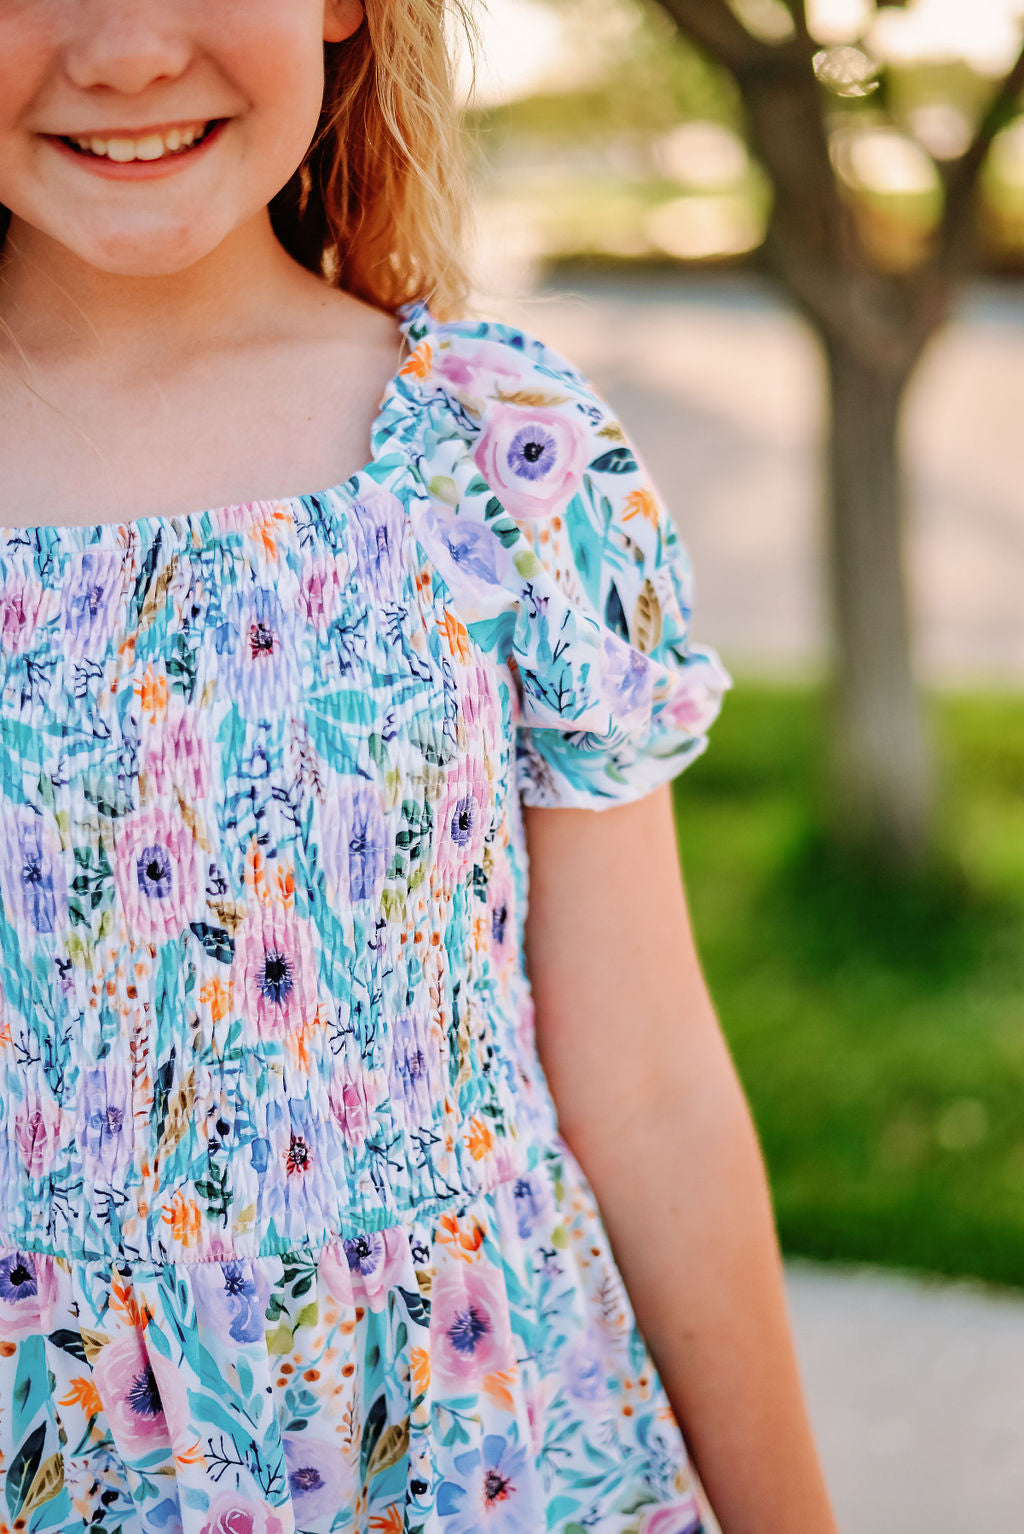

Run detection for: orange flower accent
[[436, 607, 471, 663], [370, 1507, 406, 1534], [110, 1272, 147, 1331], [134, 664, 169, 724], [622, 487, 658, 526], [400, 340, 433, 380], [410, 1346, 430, 1396], [437, 1211, 485, 1259], [174, 1440, 207, 1467], [161, 1190, 203, 1247], [466, 1115, 494, 1162], [482, 1365, 517, 1413], [58, 1377, 102, 1418], [199, 977, 234, 1024]]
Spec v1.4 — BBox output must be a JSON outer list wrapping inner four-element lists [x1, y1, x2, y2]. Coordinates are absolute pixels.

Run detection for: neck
[[0, 210, 316, 369]]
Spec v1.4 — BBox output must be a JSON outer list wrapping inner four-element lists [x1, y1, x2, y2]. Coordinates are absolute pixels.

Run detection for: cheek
[[205, 3, 328, 145], [0, 17, 55, 134]]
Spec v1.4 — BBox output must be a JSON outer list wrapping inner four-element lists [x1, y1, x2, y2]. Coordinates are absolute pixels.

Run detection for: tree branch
[[652, 0, 773, 73], [938, 35, 1024, 272]]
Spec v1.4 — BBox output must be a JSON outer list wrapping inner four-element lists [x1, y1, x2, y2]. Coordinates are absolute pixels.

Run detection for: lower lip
[[44, 120, 227, 181]]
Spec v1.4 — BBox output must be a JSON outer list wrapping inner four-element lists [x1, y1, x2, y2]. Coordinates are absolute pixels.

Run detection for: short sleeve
[[395, 308, 733, 810]]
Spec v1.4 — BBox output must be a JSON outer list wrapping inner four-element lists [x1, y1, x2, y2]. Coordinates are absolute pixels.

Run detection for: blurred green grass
[[671, 680, 1024, 1291]]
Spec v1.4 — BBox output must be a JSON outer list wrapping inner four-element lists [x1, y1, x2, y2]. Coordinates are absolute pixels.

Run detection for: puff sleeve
[[400, 312, 733, 810]]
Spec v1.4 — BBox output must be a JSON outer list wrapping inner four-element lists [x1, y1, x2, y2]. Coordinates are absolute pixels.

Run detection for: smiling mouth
[[57, 120, 222, 164]]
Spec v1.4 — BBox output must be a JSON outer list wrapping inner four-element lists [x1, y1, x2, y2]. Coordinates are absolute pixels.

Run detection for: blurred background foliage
[[461, 0, 1024, 1292]]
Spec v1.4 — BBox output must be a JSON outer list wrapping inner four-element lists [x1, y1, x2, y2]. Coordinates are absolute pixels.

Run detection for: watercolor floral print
[[0, 301, 730, 1532]]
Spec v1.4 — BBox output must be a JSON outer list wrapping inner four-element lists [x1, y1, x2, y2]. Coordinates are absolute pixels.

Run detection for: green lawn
[[671, 680, 1024, 1292]]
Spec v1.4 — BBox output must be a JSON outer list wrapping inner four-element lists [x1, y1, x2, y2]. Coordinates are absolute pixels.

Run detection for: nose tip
[[63, 13, 192, 96]]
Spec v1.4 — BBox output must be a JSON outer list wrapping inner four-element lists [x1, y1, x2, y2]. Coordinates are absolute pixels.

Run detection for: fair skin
[[0, 2, 838, 1529]]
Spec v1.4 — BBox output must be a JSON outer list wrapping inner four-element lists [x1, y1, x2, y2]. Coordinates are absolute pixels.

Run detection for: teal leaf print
[[589, 447, 639, 474], [7, 1423, 46, 1520], [188, 921, 234, 964], [604, 583, 630, 642]]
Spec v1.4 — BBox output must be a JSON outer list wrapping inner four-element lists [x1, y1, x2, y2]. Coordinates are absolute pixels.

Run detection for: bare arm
[[522, 784, 838, 1534]]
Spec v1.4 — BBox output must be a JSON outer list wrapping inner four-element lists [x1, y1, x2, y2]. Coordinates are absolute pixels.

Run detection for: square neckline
[[0, 300, 431, 553]]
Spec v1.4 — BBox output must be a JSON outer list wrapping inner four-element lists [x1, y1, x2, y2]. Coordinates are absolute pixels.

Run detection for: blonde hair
[[0, 1, 479, 319], [271, 0, 478, 320]]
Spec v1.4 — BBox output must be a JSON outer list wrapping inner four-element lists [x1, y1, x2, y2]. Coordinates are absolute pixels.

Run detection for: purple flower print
[[337, 1224, 408, 1313], [320, 781, 389, 909], [598, 632, 654, 729], [486, 861, 514, 968], [436, 1433, 534, 1534], [429, 1257, 515, 1394], [407, 499, 512, 621], [474, 404, 587, 521], [215, 587, 298, 717], [350, 488, 407, 602], [638, 1500, 704, 1534], [61, 548, 124, 659], [114, 806, 202, 944], [0, 807, 67, 936], [92, 1334, 171, 1459], [510, 1170, 554, 1242], [231, 906, 318, 1036], [387, 1010, 441, 1129], [561, 1333, 609, 1406], [0, 1249, 58, 1338], [14, 1093, 63, 1179], [79, 1063, 132, 1183], [282, 1433, 354, 1525], [199, 1497, 286, 1534], [192, 1259, 270, 1345]]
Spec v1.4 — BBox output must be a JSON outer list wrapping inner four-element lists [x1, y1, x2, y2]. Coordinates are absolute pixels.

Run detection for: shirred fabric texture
[[0, 301, 730, 1533]]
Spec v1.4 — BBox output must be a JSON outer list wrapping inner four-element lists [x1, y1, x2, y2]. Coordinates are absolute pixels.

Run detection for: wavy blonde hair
[[271, 0, 479, 320], [0, 1, 479, 319]]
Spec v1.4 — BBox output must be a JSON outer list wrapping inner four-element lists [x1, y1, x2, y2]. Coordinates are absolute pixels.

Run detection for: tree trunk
[[822, 334, 933, 867]]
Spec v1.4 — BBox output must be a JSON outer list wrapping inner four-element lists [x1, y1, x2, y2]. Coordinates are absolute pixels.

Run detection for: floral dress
[[0, 301, 732, 1534]]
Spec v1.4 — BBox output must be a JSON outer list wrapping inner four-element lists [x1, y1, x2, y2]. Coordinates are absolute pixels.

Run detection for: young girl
[[0, 3, 838, 1532]]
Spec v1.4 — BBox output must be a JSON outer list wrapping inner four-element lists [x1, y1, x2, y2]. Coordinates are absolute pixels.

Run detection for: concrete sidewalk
[[784, 1260, 1024, 1533]]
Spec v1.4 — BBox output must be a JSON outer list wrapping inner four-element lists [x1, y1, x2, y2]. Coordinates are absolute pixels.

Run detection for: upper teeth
[[69, 124, 207, 162]]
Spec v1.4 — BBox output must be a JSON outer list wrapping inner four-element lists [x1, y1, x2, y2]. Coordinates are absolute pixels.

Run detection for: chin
[[70, 219, 237, 279]]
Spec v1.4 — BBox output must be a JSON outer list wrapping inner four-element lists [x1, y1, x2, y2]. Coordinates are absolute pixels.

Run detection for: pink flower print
[[142, 701, 210, 803], [92, 1334, 172, 1459], [474, 404, 587, 521], [0, 577, 55, 654], [61, 548, 124, 660], [433, 339, 524, 398], [114, 806, 202, 943], [598, 631, 654, 730], [638, 1500, 703, 1534], [0, 1250, 58, 1339], [660, 650, 733, 737], [0, 807, 68, 936], [319, 1241, 355, 1308], [328, 1074, 374, 1148], [461, 660, 503, 749], [340, 1224, 409, 1313], [429, 1257, 515, 1394], [14, 1093, 62, 1179], [350, 489, 407, 602], [199, 1498, 286, 1534], [232, 906, 318, 1036], [297, 553, 348, 630], [435, 754, 491, 884]]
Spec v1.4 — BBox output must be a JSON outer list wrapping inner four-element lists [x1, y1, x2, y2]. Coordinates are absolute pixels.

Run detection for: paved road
[[783, 1260, 1024, 1534], [490, 272, 1024, 686]]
